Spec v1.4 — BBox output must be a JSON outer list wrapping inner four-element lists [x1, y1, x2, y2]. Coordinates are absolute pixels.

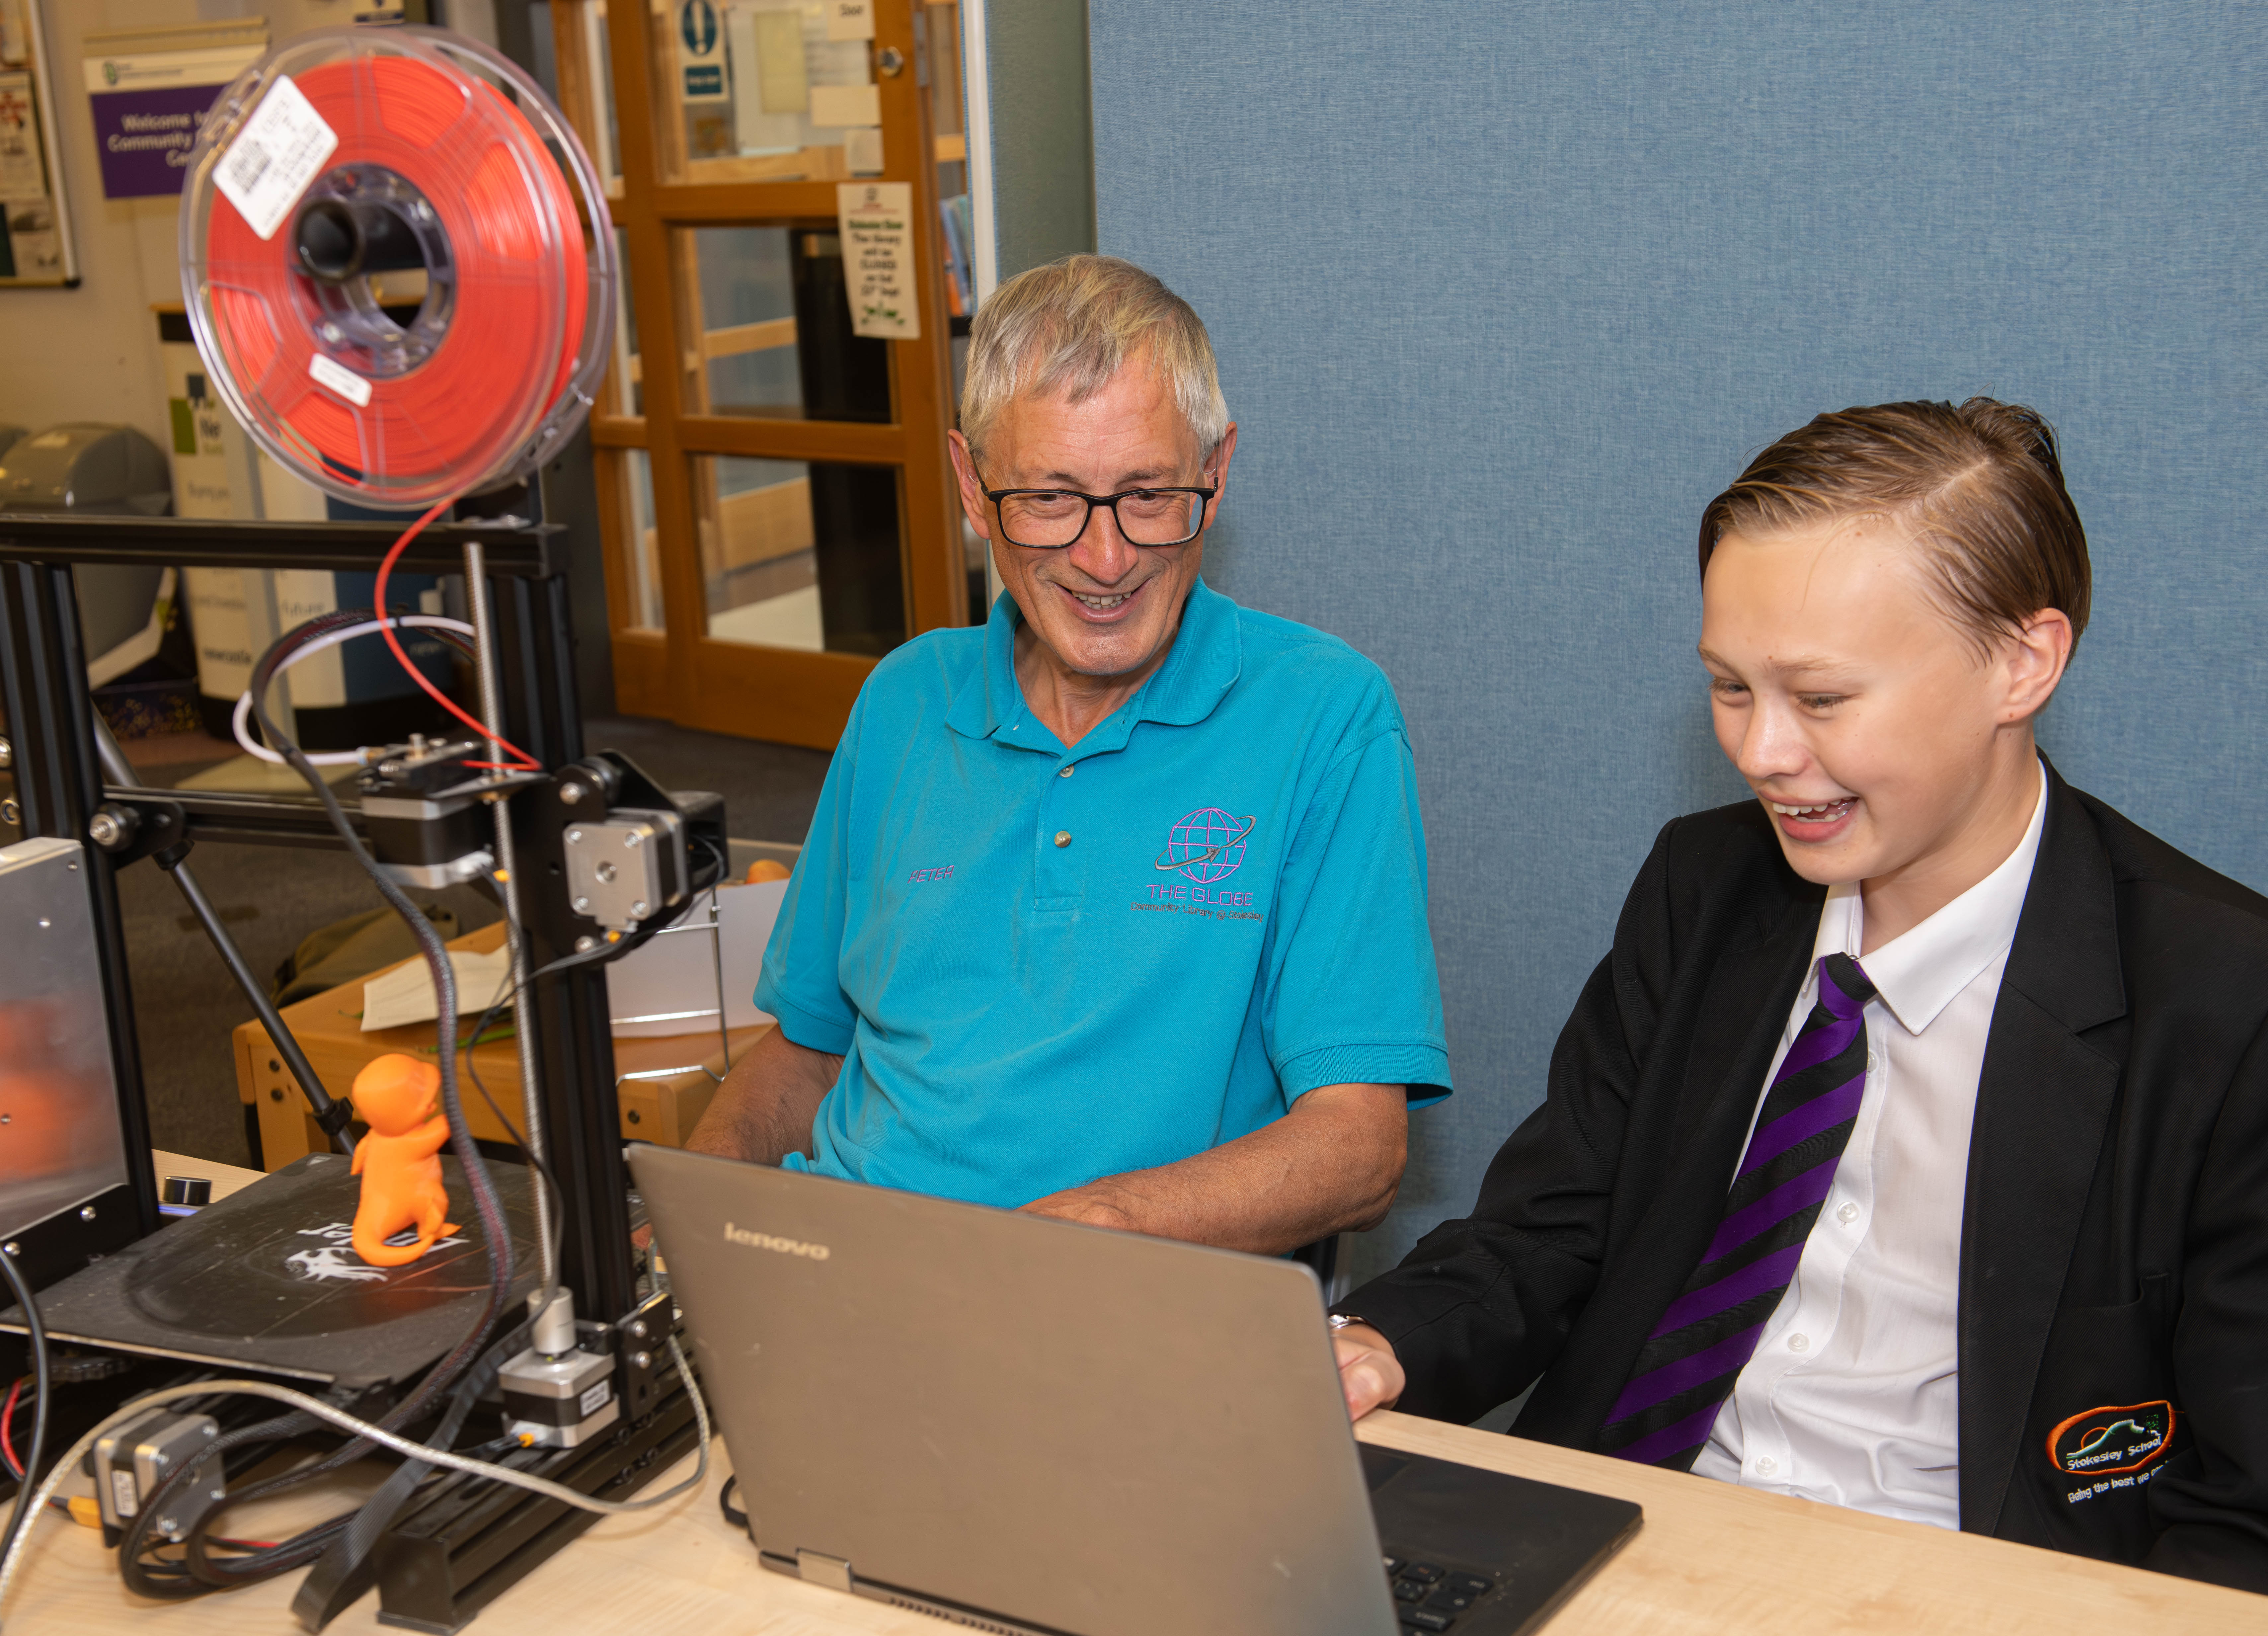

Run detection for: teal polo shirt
[[756, 578, 1451, 1210]]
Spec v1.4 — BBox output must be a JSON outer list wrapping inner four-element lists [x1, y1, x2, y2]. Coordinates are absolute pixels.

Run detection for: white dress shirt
[[1688, 761, 2048, 1527]]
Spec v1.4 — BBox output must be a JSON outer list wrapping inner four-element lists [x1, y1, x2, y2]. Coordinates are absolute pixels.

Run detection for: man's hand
[[1333, 1322, 1404, 1421], [1019, 1181, 1139, 1232], [1013, 1082, 1407, 1255]]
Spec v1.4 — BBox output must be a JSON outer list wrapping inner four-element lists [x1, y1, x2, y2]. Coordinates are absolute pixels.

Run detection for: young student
[[1329, 399, 2268, 1591]]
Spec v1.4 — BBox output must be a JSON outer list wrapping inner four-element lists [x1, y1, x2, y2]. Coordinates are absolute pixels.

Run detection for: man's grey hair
[[960, 254, 1229, 465]]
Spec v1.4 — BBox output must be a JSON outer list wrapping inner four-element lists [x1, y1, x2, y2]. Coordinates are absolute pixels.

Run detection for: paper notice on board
[[675, 0, 729, 103], [81, 39, 267, 199], [824, 0, 875, 41], [836, 182, 918, 340], [807, 82, 879, 128], [0, 72, 40, 195]]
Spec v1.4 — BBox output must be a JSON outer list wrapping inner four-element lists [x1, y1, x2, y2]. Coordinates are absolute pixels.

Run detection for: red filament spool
[[182, 28, 613, 507]]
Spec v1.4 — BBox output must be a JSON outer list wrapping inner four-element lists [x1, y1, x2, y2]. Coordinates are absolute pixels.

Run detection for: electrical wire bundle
[[2, 534, 728, 1612], [0, 597, 719, 1623]]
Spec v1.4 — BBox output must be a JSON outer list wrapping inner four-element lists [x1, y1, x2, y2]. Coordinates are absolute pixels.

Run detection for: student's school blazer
[[1339, 762, 2268, 1593]]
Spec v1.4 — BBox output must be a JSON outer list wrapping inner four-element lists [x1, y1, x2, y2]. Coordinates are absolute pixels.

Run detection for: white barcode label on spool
[[215, 74, 339, 241], [308, 353, 373, 406]]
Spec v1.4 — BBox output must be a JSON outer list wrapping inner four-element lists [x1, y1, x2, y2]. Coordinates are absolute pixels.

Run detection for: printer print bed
[[1, 1153, 537, 1388]]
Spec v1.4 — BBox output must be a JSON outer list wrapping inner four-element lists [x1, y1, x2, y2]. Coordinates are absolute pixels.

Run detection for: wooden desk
[[3, 1412, 2256, 1633], [230, 920, 767, 1169]]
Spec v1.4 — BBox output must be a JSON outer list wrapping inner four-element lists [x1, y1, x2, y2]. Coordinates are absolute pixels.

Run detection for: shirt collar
[[943, 577, 1244, 748], [1808, 757, 2049, 1035]]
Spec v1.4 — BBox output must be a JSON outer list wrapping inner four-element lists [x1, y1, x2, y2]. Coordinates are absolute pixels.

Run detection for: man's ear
[[2001, 608, 2074, 722], [1195, 422, 1239, 537], [946, 430, 993, 541], [1207, 422, 1240, 494]]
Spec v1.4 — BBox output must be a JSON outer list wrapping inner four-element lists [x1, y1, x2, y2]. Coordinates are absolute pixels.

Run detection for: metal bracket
[[613, 1287, 678, 1421], [89, 796, 189, 869]]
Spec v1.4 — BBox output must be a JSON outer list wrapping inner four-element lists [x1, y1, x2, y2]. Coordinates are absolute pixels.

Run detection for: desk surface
[[4, 1412, 2255, 1634]]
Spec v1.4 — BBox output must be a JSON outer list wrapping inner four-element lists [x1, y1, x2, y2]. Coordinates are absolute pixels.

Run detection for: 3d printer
[[0, 24, 733, 1631]]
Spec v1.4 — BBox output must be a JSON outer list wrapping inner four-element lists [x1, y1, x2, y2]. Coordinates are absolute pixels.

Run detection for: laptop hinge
[[796, 1549, 853, 1592]]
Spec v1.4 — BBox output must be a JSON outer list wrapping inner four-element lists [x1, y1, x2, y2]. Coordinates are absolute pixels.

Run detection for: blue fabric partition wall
[[1086, 3, 2268, 1284]]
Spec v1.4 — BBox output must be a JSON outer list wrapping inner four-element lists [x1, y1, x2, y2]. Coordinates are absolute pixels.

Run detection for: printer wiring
[[0, 499, 726, 1623]]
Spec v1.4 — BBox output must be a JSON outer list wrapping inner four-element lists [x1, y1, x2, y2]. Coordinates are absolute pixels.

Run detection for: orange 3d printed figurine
[[350, 1053, 462, 1268]]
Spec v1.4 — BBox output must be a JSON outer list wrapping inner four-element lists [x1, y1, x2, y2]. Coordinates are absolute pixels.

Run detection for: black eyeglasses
[[978, 473, 1219, 549]]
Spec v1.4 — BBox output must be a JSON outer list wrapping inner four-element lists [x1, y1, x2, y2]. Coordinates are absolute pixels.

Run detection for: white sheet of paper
[[836, 181, 918, 340], [215, 74, 338, 240], [361, 948, 513, 1033], [807, 82, 879, 128], [824, 1, 874, 42]]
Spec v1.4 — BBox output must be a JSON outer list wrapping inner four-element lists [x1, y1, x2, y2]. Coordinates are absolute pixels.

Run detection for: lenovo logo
[[724, 1222, 831, 1260]]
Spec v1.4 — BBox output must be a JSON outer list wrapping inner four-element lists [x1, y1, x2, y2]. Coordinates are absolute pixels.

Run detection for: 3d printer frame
[[0, 512, 647, 1318], [0, 511, 690, 1628]]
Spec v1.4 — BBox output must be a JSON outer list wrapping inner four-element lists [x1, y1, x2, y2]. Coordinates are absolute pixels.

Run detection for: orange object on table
[[348, 1053, 462, 1266]]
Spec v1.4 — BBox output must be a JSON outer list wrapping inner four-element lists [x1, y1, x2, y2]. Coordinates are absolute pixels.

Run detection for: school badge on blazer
[[2049, 1401, 2175, 1482]]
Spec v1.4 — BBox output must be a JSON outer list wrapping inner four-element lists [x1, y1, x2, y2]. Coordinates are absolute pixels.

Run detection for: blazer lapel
[[1562, 891, 1819, 1428], [1530, 882, 1820, 1442], [1958, 764, 2128, 1533]]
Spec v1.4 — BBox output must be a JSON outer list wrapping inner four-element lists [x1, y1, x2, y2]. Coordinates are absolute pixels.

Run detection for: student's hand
[[1333, 1323, 1404, 1421]]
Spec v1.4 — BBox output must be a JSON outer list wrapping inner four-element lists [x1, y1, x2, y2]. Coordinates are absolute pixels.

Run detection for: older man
[[688, 254, 1449, 1254]]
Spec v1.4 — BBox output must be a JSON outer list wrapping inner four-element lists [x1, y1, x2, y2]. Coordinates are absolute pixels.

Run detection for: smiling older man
[[687, 254, 1449, 1253]]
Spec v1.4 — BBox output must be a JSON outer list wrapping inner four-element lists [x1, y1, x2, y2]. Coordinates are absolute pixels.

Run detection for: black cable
[[0, 1254, 48, 1574], [141, 613, 523, 1589], [455, 838, 720, 1325], [247, 614, 516, 1430], [1, 1376, 30, 1481], [117, 1411, 328, 1599], [286, 1318, 532, 1627], [109, 607, 512, 1600]]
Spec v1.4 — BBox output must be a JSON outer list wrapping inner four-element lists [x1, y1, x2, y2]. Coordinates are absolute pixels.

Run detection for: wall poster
[[0, 0, 76, 286], [80, 18, 266, 200]]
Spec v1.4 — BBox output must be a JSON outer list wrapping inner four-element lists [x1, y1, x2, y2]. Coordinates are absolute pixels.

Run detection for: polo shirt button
[[1054, 831, 1072, 848], [1058, 764, 1074, 777]]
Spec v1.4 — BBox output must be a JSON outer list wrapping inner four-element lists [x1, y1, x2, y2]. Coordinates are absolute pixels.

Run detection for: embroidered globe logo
[[1156, 807, 1256, 883]]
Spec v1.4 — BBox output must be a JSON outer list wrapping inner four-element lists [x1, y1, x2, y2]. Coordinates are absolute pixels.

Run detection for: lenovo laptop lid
[[631, 1145, 1634, 1636]]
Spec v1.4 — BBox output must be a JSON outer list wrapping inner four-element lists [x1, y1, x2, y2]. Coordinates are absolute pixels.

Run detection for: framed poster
[[0, 0, 75, 286], [80, 19, 265, 200]]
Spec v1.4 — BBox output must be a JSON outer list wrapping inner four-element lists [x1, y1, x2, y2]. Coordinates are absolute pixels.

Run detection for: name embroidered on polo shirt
[[908, 864, 956, 884]]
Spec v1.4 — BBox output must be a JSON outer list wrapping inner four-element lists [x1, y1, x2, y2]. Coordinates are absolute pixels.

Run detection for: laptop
[[629, 1145, 1641, 1636]]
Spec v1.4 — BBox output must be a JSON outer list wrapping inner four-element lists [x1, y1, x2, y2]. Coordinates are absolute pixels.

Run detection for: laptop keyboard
[[1383, 1554, 1498, 1631]]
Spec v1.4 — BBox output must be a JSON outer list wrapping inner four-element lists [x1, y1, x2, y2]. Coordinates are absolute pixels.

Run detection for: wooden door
[[549, 0, 973, 749]]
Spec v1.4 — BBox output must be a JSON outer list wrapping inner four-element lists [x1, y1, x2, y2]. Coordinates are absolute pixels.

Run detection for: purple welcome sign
[[80, 42, 264, 200], [86, 83, 217, 198]]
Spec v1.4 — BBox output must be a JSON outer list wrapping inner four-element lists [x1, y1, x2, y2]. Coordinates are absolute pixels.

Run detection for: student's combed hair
[[1698, 398, 2092, 654], [960, 254, 1228, 463]]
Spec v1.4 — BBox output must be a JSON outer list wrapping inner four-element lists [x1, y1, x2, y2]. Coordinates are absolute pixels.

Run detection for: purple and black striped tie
[[1598, 952, 1876, 1468]]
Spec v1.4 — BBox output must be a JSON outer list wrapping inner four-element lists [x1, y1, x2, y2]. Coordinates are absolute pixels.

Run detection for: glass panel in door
[[697, 454, 905, 656]]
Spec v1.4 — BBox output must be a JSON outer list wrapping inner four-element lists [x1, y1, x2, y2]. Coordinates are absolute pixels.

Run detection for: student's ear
[[2000, 608, 2074, 723]]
